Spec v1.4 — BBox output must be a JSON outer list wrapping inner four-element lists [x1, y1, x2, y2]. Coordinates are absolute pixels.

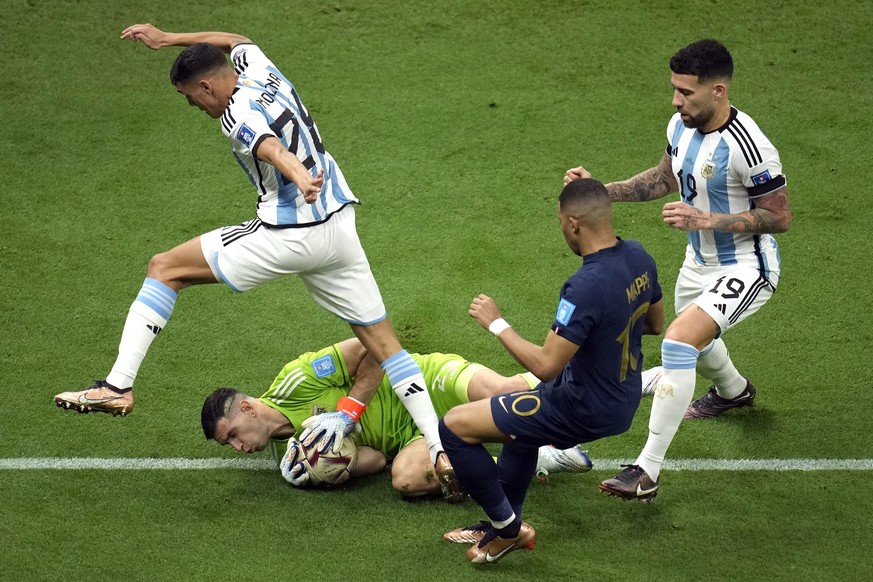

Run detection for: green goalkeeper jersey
[[262, 344, 482, 464]]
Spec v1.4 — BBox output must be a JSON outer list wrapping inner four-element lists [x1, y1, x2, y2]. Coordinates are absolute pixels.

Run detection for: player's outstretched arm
[[469, 294, 579, 381], [604, 153, 678, 202], [120, 23, 250, 53]]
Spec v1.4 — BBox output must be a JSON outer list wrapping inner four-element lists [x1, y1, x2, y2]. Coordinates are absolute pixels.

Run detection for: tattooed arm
[[605, 154, 678, 202], [565, 154, 678, 202], [662, 187, 793, 234]]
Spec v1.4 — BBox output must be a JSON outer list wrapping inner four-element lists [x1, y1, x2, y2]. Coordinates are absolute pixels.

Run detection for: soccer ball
[[302, 435, 359, 488]]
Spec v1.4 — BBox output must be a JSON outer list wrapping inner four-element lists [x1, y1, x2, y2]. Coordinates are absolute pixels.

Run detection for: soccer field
[[2, 0, 872, 580]]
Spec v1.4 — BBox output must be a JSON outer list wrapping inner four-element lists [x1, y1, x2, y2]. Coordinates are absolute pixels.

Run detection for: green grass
[[2, 0, 872, 579]]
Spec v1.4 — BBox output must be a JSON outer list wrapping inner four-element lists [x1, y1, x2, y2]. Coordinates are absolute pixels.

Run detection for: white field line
[[1, 457, 872, 471]]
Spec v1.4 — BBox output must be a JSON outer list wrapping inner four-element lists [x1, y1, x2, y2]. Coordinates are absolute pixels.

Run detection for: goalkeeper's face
[[215, 410, 271, 454]]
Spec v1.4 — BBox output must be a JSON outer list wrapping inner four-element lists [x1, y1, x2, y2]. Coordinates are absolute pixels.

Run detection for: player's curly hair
[[170, 43, 228, 85], [670, 39, 733, 82], [201, 387, 243, 440]]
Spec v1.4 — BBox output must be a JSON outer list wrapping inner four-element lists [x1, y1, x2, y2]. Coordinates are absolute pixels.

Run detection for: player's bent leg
[[466, 367, 535, 401], [147, 236, 219, 291], [55, 237, 218, 416], [353, 320, 456, 496], [354, 321, 443, 449]]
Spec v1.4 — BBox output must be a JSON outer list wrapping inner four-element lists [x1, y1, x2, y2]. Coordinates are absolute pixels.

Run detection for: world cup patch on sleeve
[[312, 355, 337, 378], [236, 123, 256, 146], [556, 298, 576, 326], [751, 169, 772, 185]]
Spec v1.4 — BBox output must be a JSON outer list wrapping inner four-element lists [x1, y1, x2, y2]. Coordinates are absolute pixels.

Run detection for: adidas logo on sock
[[404, 383, 425, 397], [147, 324, 163, 335]]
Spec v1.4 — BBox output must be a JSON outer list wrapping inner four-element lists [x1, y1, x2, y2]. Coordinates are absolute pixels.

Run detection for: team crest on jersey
[[701, 160, 715, 179], [312, 354, 337, 378], [751, 169, 772, 185], [556, 298, 576, 326], [236, 123, 256, 146]]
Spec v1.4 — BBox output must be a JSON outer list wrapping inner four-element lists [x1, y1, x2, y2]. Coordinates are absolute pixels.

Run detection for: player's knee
[[146, 251, 174, 281], [391, 463, 438, 498]]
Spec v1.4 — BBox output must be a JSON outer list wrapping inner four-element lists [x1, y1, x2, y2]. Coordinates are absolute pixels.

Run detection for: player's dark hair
[[170, 43, 228, 85], [670, 39, 733, 82], [559, 178, 610, 211], [201, 387, 242, 440]]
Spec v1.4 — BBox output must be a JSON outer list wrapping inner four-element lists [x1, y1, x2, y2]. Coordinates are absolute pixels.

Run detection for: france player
[[565, 39, 793, 500], [438, 179, 664, 564], [55, 24, 453, 487], [199, 338, 594, 498]]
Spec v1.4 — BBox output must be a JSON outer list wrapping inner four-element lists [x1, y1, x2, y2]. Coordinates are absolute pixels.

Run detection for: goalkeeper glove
[[279, 438, 310, 487], [299, 396, 366, 454]]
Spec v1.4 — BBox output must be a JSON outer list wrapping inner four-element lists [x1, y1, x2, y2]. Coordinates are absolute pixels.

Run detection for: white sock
[[697, 339, 747, 399], [107, 278, 177, 389], [636, 339, 699, 482], [382, 351, 442, 463]]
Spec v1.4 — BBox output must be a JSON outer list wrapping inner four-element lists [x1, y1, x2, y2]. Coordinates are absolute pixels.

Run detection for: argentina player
[[565, 39, 793, 501], [55, 24, 456, 493]]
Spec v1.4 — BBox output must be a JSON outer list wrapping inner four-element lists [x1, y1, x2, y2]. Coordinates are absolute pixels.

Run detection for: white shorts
[[675, 256, 779, 334], [199, 205, 386, 325]]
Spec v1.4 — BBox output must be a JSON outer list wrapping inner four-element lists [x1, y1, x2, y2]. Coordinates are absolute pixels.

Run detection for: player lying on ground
[[200, 338, 594, 499]]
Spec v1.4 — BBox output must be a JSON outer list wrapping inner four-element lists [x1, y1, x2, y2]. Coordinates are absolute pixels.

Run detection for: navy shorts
[[490, 388, 634, 449]]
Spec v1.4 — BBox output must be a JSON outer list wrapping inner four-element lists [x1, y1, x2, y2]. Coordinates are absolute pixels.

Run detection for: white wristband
[[488, 318, 511, 337]]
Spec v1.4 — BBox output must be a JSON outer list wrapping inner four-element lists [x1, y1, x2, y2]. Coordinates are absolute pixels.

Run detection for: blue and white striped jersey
[[220, 43, 358, 227], [666, 106, 786, 276]]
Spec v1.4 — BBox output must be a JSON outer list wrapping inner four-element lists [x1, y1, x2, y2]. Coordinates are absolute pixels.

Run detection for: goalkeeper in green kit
[[201, 338, 594, 500]]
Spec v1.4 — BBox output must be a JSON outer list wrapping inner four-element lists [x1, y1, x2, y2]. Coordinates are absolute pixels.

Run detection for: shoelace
[[615, 464, 642, 483], [476, 525, 498, 549]]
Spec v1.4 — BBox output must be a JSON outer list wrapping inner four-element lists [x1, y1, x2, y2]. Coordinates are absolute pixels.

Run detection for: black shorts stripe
[[220, 219, 263, 246], [728, 276, 769, 325]]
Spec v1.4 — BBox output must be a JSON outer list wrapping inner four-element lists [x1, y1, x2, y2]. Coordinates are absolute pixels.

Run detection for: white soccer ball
[[302, 435, 359, 487]]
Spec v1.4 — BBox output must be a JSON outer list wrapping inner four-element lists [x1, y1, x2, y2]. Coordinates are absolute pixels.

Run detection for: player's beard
[[680, 107, 715, 129]]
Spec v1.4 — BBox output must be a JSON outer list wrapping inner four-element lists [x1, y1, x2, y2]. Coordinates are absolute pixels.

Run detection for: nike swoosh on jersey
[[77, 394, 122, 405], [497, 396, 509, 414]]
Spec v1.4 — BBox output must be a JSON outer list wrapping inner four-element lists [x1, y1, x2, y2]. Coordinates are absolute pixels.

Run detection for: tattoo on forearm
[[712, 209, 786, 233], [712, 189, 792, 233], [608, 167, 674, 202]]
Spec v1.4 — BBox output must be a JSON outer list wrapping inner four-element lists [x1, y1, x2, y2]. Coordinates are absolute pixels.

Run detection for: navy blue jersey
[[493, 239, 661, 446]]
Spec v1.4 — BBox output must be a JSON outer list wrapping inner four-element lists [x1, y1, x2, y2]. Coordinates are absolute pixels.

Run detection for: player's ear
[[200, 79, 212, 94], [713, 82, 727, 101], [239, 399, 255, 416]]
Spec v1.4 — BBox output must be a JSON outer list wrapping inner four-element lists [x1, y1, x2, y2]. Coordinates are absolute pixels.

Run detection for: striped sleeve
[[728, 113, 785, 197]]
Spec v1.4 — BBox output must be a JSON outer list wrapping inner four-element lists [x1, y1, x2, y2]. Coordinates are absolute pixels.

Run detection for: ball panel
[[302, 436, 359, 488]]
